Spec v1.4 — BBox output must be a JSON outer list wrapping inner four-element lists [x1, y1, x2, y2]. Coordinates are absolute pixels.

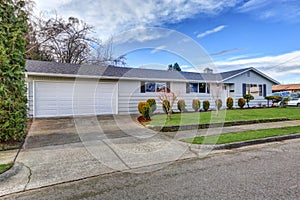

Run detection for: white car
[[288, 97, 300, 107]]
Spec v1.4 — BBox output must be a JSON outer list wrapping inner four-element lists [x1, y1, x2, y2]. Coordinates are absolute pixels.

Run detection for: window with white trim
[[141, 81, 169, 93], [186, 83, 209, 94], [244, 83, 264, 97], [189, 83, 198, 93]]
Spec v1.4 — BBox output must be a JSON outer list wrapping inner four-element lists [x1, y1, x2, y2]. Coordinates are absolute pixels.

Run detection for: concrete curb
[[0, 162, 23, 182], [147, 118, 290, 132], [190, 133, 300, 151]]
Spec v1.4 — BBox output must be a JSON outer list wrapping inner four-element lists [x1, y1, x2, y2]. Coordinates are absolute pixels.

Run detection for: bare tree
[[89, 37, 127, 66], [210, 83, 223, 114], [157, 91, 178, 120], [25, 13, 127, 66], [32, 16, 97, 64]]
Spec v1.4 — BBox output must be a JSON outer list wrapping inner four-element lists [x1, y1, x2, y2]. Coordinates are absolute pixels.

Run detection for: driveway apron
[[0, 115, 192, 196]]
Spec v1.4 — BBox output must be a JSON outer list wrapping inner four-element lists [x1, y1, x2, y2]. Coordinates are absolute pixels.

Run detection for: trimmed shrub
[[238, 98, 246, 109], [243, 94, 254, 108], [203, 100, 210, 111], [215, 99, 222, 110], [138, 102, 148, 113], [226, 97, 234, 109], [265, 96, 273, 107], [137, 101, 150, 120], [162, 100, 170, 114], [192, 99, 200, 112], [147, 98, 157, 115], [265, 95, 283, 107], [141, 104, 150, 120], [177, 99, 186, 112]]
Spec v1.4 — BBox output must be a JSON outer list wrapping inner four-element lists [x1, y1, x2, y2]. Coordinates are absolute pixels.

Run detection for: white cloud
[[237, 0, 300, 22], [215, 50, 300, 83], [237, 0, 269, 12], [226, 54, 253, 61], [33, 0, 241, 40], [151, 45, 166, 54], [197, 25, 226, 38], [33, 0, 74, 11]]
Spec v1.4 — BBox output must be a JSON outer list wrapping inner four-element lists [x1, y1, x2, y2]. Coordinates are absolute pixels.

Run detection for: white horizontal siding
[[118, 80, 229, 114]]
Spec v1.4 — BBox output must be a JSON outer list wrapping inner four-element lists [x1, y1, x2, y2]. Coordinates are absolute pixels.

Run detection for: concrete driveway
[[0, 115, 193, 197]]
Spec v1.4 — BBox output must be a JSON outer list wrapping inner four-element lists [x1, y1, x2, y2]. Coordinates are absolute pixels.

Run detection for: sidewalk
[[163, 120, 300, 140]]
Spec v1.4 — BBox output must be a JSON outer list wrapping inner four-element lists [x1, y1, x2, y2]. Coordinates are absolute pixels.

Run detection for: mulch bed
[[137, 116, 151, 124]]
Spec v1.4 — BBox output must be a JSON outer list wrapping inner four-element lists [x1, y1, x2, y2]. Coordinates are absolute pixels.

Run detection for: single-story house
[[272, 84, 300, 93], [25, 60, 280, 118]]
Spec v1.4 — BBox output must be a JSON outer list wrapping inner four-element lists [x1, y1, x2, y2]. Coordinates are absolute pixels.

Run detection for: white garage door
[[34, 81, 117, 117]]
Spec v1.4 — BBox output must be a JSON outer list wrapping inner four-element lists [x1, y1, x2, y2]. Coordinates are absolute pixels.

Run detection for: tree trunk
[[167, 110, 172, 120]]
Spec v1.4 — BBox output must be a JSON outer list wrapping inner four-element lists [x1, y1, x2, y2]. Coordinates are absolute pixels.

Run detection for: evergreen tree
[[0, 0, 28, 141], [167, 62, 181, 71]]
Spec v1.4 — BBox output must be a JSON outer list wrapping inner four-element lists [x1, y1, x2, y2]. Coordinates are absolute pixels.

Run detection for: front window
[[245, 84, 263, 96], [187, 82, 209, 94], [143, 82, 167, 93], [250, 84, 259, 96], [189, 83, 198, 93], [145, 82, 156, 92], [156, 82, 166, 92], [259, 85, 263, 96], [199, 83, 206, 93]]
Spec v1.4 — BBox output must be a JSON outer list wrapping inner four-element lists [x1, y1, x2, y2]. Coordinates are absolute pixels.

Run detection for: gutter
[[25, 72, 222, 83]]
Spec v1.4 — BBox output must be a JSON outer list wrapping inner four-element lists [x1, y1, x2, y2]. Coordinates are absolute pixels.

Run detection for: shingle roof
[[272, 84, 300, 92], [25, 60, 269, 83], [219, 67, 251, 80]]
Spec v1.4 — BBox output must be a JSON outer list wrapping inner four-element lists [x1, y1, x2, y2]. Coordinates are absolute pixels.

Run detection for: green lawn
[[184, 126, 300, 144], [147, 108, 300, 126], [0, 163, 12, 174]]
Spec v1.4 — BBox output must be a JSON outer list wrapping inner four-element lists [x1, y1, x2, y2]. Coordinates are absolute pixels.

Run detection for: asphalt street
[[3, 139, 300, 200]]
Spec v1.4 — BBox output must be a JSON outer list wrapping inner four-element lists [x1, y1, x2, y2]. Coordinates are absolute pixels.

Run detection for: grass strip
[[184, 126, 300, 144], [148, 108, 300, 126], [0, 163, 13, 174]]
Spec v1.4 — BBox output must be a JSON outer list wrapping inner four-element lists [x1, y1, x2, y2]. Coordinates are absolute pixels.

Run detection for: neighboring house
[[26, 60, 280, 118], [272, 84, 300, 93]]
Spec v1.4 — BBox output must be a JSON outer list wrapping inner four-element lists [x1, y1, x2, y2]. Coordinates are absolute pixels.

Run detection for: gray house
[[26, 60, 280, 118]]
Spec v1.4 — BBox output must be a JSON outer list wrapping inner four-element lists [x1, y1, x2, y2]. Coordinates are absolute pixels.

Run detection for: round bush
[[137, 101, 150, 120], [203, 100, 210, 111], [215, 99, 222, 110], [177, 99, 186, 112], [147, 98, 157, 115], [162, 100, 170, 114], [138, 102, 148, 114], [141, 103, 150, 120], [192, 99, 200, 112], [238, 98, 246, 109], [226, 97, 234, 109]]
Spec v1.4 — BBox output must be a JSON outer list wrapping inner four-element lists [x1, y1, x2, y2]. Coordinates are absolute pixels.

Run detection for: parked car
[[288, 93, 300, 107], [270, 91, 291, 98], [268, 92, 287, 106], [269, 92, 298, 107]]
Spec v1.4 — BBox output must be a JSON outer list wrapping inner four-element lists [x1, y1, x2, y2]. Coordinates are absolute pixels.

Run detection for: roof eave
[[222, 67, 280, 85], [26, 72, 219, 83]]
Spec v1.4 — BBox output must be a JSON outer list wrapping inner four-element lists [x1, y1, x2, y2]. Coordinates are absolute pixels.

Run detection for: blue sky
[[34, 0, 300, 83]]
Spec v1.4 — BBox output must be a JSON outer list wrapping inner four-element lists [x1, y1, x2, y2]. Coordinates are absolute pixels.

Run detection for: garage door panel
[[34, 81, 117, 117]]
